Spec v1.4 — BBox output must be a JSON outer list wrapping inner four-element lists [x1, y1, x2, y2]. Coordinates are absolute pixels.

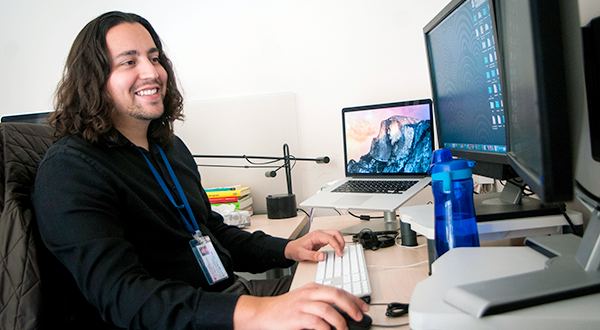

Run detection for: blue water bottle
[[430, 149, 479, 259]]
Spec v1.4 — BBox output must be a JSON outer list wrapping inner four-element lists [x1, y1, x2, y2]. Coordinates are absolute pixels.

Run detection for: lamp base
[[266, 194, 297, 219]]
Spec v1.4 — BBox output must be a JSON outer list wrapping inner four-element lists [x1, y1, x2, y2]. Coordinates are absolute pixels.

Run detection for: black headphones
[[352, 228, 397, 250]]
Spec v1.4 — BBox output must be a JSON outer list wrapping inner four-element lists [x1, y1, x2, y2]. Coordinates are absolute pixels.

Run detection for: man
[[32, 11, 368, 330]]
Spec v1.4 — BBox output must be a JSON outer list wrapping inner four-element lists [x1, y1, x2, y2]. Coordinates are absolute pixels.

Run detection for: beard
[[126, 99, 165, 121], [125, 78, 166, 121]]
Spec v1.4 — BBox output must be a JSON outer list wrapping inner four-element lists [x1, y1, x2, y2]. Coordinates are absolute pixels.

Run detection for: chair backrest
[[0, 122, 54, 330]]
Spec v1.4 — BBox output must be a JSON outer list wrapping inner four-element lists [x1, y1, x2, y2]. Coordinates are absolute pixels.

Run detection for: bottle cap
[[431, 148, 453, 165], [430, 149, 476, 192], [430, 158, 475, 175]]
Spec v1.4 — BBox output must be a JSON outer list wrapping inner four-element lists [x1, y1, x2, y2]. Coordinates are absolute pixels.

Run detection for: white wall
[[580, 0, 600, 26], [2, 0, 599, 215]]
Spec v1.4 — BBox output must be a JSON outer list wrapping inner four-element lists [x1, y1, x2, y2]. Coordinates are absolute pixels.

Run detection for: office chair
[[0, 122, 53, 330]]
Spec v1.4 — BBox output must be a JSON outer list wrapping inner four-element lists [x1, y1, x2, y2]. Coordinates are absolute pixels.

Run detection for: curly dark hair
[[51, 11, 184, 144]]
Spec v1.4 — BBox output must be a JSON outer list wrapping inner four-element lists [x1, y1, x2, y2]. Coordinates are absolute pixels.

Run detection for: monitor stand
[[473, 181, 563, 222], [443, 207, 600, 318], [339, 210, 418, 246]]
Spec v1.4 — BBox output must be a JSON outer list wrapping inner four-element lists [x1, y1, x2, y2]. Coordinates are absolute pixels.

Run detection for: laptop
[[300, 99, 433, 213]]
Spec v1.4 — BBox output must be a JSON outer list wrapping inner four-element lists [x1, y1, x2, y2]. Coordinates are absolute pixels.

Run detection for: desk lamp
[[193, 143, 329, 219]]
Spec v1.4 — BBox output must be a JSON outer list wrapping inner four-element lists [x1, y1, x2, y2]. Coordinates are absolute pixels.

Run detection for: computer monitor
[[496, 0, 574, 204], [424, 0, 511, 181], [423, 0, 562, 221], [442, 0, 600, 317], [1, 112, 52, 124]]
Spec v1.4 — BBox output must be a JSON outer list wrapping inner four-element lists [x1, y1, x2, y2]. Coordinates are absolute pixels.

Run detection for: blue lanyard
[[139, 145, 201, 237]]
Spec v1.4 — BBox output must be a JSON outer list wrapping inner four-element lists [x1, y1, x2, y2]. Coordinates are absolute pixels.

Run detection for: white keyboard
[[314, 244, 371, 302]]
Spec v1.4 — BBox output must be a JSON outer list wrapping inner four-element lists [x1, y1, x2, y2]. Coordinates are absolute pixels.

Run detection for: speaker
[[266, 193, 297, 219]]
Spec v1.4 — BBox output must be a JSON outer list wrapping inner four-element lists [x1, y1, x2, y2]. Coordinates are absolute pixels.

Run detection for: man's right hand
[[232, 282, 369, 330]]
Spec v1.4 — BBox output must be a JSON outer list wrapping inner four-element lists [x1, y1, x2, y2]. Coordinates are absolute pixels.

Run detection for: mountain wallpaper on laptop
[[347, 116, 432, 174]]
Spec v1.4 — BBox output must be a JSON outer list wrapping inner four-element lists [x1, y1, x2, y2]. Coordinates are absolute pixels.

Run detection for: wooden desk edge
[[243, 213, 308, 240]]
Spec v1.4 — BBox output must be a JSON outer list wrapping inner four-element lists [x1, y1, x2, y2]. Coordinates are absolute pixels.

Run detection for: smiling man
[[105, 22, 167, 150], [32, 11, 367, 330]]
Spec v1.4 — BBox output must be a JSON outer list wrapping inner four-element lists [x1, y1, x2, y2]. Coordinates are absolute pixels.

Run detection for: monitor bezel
[[1, 111, 52, 125], [493, 0, 574, 203]]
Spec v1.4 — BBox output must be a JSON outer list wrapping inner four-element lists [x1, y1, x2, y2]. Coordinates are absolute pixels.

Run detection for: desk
[[243, 213, 308, 239], [290, 214, 430, 329], [289, 206, 585, 328]]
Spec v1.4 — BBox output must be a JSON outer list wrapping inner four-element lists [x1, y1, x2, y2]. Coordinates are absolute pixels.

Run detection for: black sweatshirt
[[32, 132, 294, 329]]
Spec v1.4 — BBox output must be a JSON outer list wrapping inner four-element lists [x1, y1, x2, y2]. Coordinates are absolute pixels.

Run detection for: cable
[[385, 303, 409, 317], [368, 324, 409, 328], [245, 157, 283, 165], [367, 302, 410, 328], [297, 208, 310, 217], [295, 207, 315, 232], [575, 180, 600, 211], [396, 242, 427, 249], [196, 154, 299, 175], [367, 260, 428, 269], [195, 163, 278, 168], [555, 203, 582, 237], [348, 210, 385, 220], [394, 233, 426, 249], [499, 178, 534, 197]]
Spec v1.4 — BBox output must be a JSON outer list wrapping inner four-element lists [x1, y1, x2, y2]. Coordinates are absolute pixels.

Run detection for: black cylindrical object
[[266, 194, 297, 219]]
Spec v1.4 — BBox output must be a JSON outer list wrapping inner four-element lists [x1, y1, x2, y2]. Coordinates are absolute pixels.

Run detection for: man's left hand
[[284, 229, 345, 262]]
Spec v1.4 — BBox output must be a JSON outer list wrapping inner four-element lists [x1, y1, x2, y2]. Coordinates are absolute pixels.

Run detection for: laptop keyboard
[[331, 179, 418, 194]]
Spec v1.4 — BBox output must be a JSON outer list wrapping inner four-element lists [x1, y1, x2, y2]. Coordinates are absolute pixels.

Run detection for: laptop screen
[[342, 99, 433, 177]]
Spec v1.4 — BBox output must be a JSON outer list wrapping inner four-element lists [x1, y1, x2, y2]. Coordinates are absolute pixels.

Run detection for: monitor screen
[[342, 99, 433, 177], [424, 0, 515, 180]]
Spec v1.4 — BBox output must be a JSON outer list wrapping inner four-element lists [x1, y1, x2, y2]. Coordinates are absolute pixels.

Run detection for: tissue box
[[221, 210, 251, 228]]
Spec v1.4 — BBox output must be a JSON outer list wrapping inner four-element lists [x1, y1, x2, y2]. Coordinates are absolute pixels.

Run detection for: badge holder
[[190, 233, 229, 285]]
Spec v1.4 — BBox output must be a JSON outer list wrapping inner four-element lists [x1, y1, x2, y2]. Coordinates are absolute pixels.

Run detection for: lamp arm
[[283, 144, 292, 194], [192, 154, 329, 164], [193, 144, 330, 195]]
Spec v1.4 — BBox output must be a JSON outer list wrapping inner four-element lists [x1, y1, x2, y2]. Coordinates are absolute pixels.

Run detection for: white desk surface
[[399, 204, 583, 241], [409, 246, 600, 330], [290, 214, 430, 329], [243, 213, 308, 239]]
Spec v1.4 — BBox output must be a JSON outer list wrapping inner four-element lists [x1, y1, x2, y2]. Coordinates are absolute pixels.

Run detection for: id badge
[[190, 236, 229, 285]]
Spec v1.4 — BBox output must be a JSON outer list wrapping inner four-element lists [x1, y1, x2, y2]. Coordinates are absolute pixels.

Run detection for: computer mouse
[[331, 305, 372, 330]]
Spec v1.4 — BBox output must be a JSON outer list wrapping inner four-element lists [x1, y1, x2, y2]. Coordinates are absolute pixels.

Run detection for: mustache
[[132, 78, 164, 93]]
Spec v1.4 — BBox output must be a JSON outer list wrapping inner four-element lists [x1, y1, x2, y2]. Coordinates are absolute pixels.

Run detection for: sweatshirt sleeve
[[203, 210, 296, 273]]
